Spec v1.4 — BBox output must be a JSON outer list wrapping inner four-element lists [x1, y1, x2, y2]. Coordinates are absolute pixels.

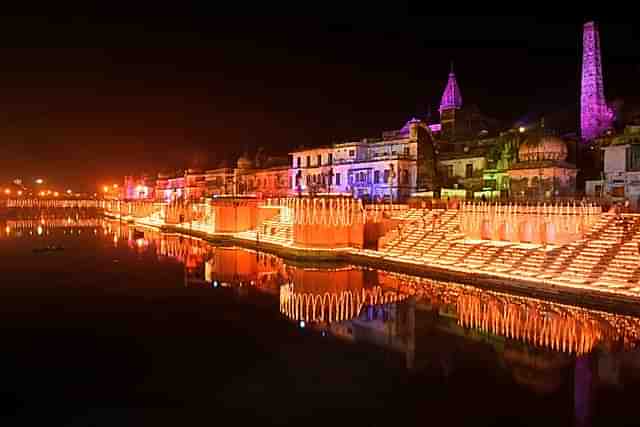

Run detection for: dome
[[237, 156, 253, 169], [518, 136, 568, 162]]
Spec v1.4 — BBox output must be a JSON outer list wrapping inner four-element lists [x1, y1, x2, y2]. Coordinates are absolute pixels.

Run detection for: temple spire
[[580, 21, 613, 141], [439, 63, 463, 113]]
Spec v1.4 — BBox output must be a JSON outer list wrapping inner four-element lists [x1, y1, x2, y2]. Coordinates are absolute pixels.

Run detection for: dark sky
[[0, 15, 638, 191]]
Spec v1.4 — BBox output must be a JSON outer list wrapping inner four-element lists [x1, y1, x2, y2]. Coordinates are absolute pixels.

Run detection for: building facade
[[289, 119, 427, 202], [601, 125, 640, 208]]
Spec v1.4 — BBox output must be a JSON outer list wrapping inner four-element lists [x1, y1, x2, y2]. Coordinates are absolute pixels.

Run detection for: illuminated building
[[123, 175, 155, 200], [289, 118, 424, 202], [580, 21, 614, 142], [599, 125, 640, 208]]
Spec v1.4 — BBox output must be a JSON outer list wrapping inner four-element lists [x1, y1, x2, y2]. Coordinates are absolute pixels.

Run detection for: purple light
[[439, 65, 463, 113], [580, 21, 613, 142]]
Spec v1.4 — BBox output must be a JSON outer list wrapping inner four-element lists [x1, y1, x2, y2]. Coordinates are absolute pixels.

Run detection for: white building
[[601, 125, 640, 208], [288, 119, 425, 201]]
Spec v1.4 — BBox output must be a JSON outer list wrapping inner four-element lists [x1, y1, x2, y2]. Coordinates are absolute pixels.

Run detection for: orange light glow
[[39, 191, 45, 197], [103, 186, 109, 193], [17, 190, 22, 196], [53, 192, 59, 197], [3, 188, 10, 195]]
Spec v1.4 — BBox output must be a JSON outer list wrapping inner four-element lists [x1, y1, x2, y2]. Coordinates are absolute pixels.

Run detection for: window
[[335, 173, 341, 186], [465, 163, 473, 178], [297, 157, 301, 168], [317, 154, 322, 166], [328, 153, 333, 165], [349, 150, 355, 157], [627, 145, 640, 171], [446, 165, 454, 177], [306, 156, 311, 167], [384, 169, 390, 183], [374, 170, 380, 184], [402, 170, 409, 185]]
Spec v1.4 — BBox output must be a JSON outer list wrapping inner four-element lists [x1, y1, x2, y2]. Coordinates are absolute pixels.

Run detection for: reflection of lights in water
[[94, 229, 97, 235], [36, 225, 43, 236], [213, 280, 219, 288], [136, 238, 147, 248], [321, 331, 326, 337], [113, 235, 119, 244], [299, 320, 306, 329]]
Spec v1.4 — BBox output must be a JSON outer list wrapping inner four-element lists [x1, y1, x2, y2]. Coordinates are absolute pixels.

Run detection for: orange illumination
[[103, 186, 109, 193], [39, 191, 45, 197], [36, 225, 43, 236], [53, 192, 59, 197], [3, 188, 10, 195], [17, 190, 22, 196], [5, 226, 10, 234], [66, 189, 72, 194]]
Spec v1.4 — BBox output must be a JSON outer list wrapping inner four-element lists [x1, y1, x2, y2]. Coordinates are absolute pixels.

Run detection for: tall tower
[[439, 63, 463, 140], [580, 21, 613, 142]]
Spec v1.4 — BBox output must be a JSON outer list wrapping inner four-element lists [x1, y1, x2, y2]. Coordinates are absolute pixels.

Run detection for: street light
[[35, 178, 44, 185]]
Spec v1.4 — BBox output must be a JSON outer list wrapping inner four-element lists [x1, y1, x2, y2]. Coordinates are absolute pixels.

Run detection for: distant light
[[299, 320, 306, 329], [53, 192, 59, 197], [36, 225, 43, 236], [113, 184, 119, 189], [213, 280, 219, 288], [321, 331, 326, 337], [66, 189, 72, 195], [5, 226, 10, 234], [39, 191, 45, 197], [3, 188, 10, 195], [17, 190, 22, 196], [35, 179, 44, 184], [103, 186, 109, 193], [519, 126, 526, 133]]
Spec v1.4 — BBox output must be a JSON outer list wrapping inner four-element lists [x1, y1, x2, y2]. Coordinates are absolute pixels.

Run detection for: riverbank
[[107, 213, 640, 317]]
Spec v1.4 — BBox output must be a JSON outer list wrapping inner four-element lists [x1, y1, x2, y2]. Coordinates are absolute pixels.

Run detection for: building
[[508, 135, 577, 199], [580, 21, 614, 142], [155, 171, 186, 202], [289, 118, 427, 202], [122, 175, 155, 200], [600, 125, 640, 208]]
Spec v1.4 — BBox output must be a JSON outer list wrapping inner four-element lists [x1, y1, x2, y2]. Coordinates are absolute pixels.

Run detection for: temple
[[580, 21, 614, 142]]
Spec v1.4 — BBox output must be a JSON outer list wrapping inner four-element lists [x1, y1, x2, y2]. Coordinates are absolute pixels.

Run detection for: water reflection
[[10, 216, 640, 421]]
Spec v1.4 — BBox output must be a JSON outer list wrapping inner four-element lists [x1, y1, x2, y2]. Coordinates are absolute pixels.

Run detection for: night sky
[[0, 15, 638, 191]]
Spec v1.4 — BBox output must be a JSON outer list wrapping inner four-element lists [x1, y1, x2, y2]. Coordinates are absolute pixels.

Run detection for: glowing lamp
[[35, 179, 43, 184], [66, 189, 72, 195], [103, 186, 109, 193], [53, 192, 59, 197], [17, 190, 22, 196], [519, 126, 526, 133], [3, 188, 10, 195], [299, 320, 306, 329], [213, 280, 219, 288]]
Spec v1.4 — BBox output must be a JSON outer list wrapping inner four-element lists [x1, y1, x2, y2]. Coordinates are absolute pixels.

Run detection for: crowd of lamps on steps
[[459, 201, 602, 244]]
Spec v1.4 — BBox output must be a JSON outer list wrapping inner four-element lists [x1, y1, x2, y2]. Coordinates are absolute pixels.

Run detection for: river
[[1, 214, 639, 426]]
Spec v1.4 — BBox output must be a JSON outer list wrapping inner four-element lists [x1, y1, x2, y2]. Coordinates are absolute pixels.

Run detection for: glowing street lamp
[[519, 126, 526, 133], [35, 178, 44, 185], [103, 186, 109, 193], [66, 189, 72, 195], [53, 191, 59, 197], [17, 190, 22, 196]]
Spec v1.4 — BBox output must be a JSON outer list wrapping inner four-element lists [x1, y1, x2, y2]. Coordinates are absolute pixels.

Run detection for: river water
[[2, 214, 640, 426]]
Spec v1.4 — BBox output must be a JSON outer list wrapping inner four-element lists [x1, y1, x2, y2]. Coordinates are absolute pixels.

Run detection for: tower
[[439, 63, 463, 140], [580, 21, 613, 142]]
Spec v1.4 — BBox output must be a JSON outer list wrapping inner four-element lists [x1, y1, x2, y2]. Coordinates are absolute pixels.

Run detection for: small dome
[[518, 136, 568, 162], [237, 156, 253, 169]]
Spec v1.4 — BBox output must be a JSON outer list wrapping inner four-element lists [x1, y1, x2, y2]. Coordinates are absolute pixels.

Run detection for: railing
[[1, 199, 106, 209]]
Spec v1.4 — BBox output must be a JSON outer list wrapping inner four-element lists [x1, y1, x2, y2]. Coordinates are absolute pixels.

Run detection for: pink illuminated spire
[[581, 21, 613, 141], [439, 62, 463, 113]]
